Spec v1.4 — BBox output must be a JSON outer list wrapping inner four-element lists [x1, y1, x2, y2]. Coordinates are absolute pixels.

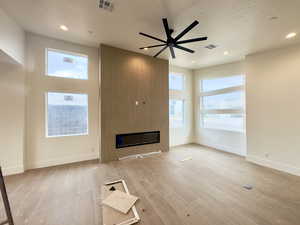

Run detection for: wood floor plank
[[1, 145, 300, 225]]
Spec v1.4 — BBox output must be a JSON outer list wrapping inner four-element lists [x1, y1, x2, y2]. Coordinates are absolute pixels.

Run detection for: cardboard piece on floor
[[102, 190, 138, 214], [102, 180, 140, 225]]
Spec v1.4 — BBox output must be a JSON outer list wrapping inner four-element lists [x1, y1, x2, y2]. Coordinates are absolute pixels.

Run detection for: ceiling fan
[[139, 18, 208, 59]]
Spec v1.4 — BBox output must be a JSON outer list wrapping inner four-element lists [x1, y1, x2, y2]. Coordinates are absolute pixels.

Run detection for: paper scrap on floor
[[102, 190, 139, 214], [180, 157, 192, 162]]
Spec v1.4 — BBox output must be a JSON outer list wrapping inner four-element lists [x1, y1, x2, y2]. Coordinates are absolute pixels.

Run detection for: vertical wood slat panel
[[100, 45, 169, 162]]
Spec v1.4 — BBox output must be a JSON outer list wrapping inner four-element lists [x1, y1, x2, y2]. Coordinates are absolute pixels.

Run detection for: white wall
[[193, 62, 247, 156], [169, 65, 194, 146], [0, 63, 25, 175], [246, 44, 300, 176], [0, 8, 26, 175], [25, 33, 100, 169], [0, 8, 25, 65]]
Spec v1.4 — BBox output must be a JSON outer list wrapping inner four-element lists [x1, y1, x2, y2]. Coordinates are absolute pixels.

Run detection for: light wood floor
[[1, 144, 300, 225]]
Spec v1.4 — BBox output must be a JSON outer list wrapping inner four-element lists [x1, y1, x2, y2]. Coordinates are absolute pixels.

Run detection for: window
[[200, 75, 245, 132], [169, 99, 184, 128], [202, 114, 244, 132], [202, 91, 245, 110], [169, 73, 184, 90], [46, 49, 88, 80], [46, 92, 88, 137], [202, 75, 244, 92]]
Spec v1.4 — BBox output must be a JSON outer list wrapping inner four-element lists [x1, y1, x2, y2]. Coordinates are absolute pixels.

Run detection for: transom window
[[169, 73, 184, 90], [46, 92, 88, 137], [200, 75, 245, 132], [201, 75, 244, 92], [46, 49, 88, 80]]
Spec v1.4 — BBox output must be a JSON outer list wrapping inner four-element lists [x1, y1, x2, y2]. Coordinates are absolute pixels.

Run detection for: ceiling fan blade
[[139, 44, 166, 49], [162, 18, 171, 39], [139, 32, 166, 43], [169, 47, 175, 59], [174, 20, 199, 41], [174, 45, 194, 53], [154, 46, 168, 57], [176, 37, 208, 44]]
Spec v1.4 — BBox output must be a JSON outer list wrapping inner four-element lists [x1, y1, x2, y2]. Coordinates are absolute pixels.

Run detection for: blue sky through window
[[169, 73, 184, 90], [47, 49, 88, 79], [202, 75, 244, 92]]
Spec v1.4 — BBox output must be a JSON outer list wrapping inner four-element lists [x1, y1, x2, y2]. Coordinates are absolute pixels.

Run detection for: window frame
[[45, 48, 89, 80], [45, 91, 89, 138], [169, 98, 185, 129], [169, 72, 185, 91], [201, 75, 244, 92], [199, 75, 245, 133]]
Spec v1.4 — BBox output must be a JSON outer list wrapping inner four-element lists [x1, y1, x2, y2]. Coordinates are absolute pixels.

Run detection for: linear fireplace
[[116, 131, 160, 149]]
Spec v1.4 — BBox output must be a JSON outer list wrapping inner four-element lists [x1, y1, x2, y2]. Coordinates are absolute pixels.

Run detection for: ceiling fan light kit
[[139, 18, 208, 58]]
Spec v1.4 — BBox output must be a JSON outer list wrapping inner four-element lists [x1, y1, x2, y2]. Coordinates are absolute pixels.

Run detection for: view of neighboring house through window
[[46, 92, 88, 137], [46, 48, 88, 80], [200, 75, 245, 132], [169, 99, 184, 128]]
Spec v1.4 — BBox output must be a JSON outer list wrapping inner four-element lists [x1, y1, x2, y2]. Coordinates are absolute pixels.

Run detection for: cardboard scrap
[[102, 190, 139, 214]]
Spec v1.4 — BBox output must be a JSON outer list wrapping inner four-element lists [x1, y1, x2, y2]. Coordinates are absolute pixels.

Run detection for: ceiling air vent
[[205, 44, 217, 50], [99, 0, 114, 11]]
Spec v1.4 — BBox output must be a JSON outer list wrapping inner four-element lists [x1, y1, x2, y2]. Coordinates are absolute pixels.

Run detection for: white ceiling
[[1, 0, 300, 69]]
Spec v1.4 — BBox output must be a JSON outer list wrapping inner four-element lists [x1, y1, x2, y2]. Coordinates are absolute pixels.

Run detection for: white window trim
[[199, 76, 245, 133], [45, 48, 89, 80], [45, 91, 89, 138]]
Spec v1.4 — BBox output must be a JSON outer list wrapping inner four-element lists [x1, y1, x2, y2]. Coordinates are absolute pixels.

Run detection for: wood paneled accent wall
[[100, 45, 169, 162]]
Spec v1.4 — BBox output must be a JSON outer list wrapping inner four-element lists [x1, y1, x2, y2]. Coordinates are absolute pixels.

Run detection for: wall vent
[[99, 0, 114, 11], [205, 44, 217, 50]]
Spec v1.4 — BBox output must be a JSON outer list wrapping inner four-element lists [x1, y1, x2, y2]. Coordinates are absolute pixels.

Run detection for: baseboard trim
[[170, 141, 192, 147], [27, 153, 99, 169], [247, 155, 300, 176], [196, 140, 245, 156], [170, 137, 193, 147], [2, 165, 24, 176], [119, 151, 162, 160]]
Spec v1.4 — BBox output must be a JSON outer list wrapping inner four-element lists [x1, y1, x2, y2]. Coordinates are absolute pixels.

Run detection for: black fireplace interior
[[116, 131, 160, 149]]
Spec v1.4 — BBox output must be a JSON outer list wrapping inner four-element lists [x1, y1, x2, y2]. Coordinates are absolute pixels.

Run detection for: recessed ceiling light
[[224, 51, 229, 55], [60, 25, 69, 31], [143, 47, 148, 50], [286, 32, 296, 39]]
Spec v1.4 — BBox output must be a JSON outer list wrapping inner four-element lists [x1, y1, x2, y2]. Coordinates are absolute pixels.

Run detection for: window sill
[[46, 133, 89, 138], [201, 127, 246, 134]]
